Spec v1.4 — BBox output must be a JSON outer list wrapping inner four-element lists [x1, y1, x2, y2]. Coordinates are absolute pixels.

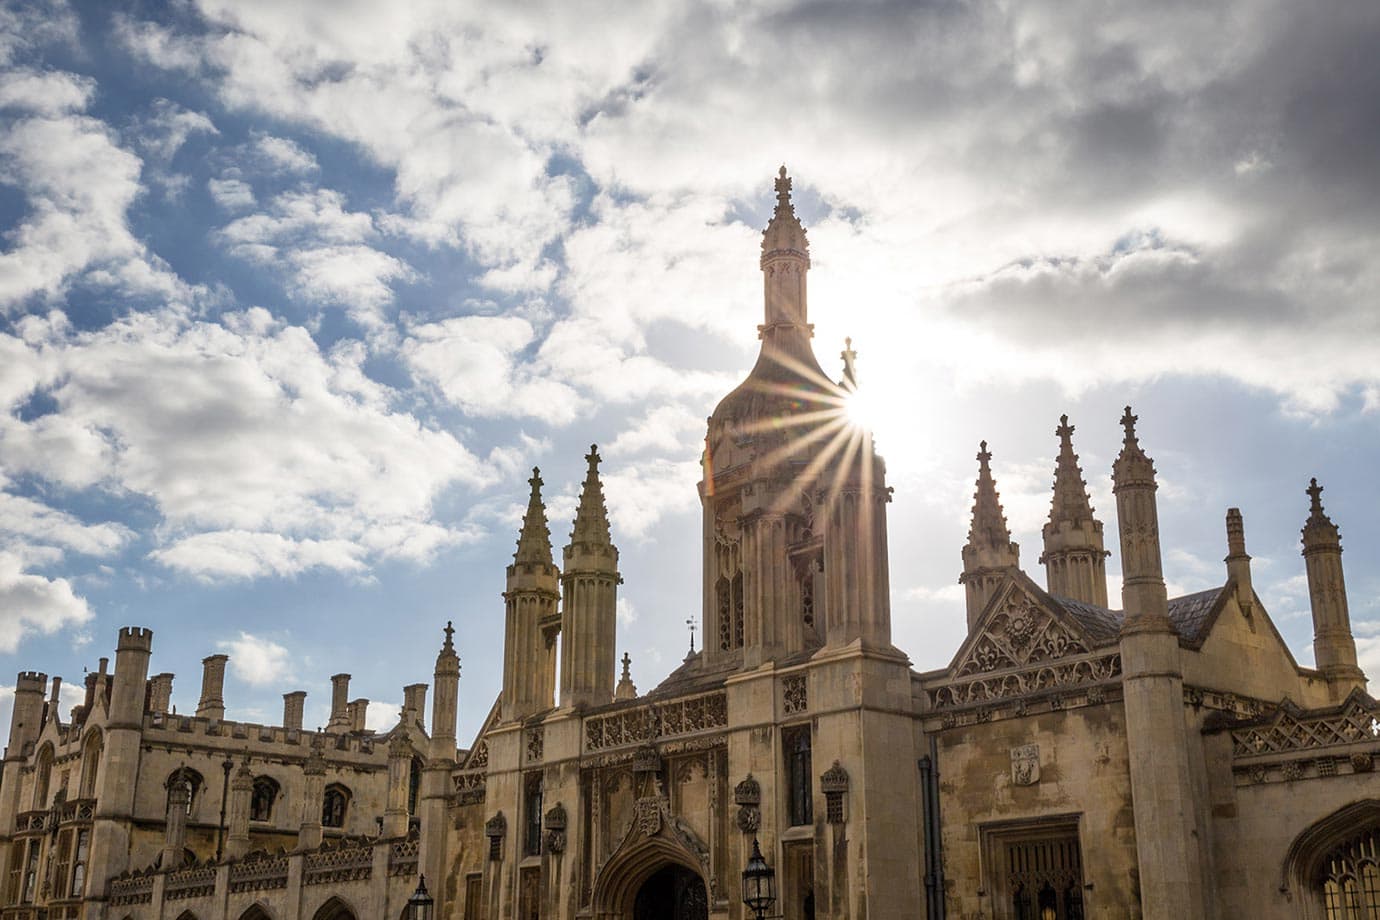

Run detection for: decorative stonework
[[956, 595, 1091, 676], [1230, 697, 1380, 758], [930, 652, 1121, 710], [584, 691, 727, 751], [1011, 744, 1040, 786], [485, 812, 507, 861], [734, 773, 761, 833], [230, 852, 291, 892], [821, 761, 848, 824], [165, 865, 217, 900], [467, 740, 489, 770], [632, 744, 661, 774], [525, 726, 544, 764], [453, 771, 486, 805], [783, 675, 808, 714]]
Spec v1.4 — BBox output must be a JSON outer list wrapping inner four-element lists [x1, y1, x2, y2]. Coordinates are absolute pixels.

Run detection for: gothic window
[[51, 829, 73, 900], [79, 731, 103, 798], [322, 785, 349, 828], [524, 774, 543, 857], [783, 726, 813, 827], [1320, 826, 1380, 919], [69, 829, 89, 899], [250, 776, 280, 822], [984, 820, 1084, 920], [21, 841, 38, 903], [408, 756, 423, 814], [32, 745, 53, 810], [717, 576, 732, 651], [733, 571, 745, 649], [166, 768, 203, 817]]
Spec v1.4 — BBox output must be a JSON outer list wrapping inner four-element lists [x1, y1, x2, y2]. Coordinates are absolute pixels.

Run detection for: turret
[[196, 653, 227, 721], [298, 735, 326, 849], [1111, 408, 1168, 623], [502, 467, 561, 721], [6, 671, 46, 758], [560, 446, 621, 707], [1302, 479, 1366, 700], [960, 442, 1020, 629], [110, 627, 154, 728], [431, 622, 459, 758], [1224, 508, 1254, 619], [1040, 415, 1110, 607], [383, 731, 413, 837]]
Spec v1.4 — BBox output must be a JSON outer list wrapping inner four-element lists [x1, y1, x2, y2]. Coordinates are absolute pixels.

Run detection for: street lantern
[[409, 875, 434, 920], [741, 837, 777, 919]]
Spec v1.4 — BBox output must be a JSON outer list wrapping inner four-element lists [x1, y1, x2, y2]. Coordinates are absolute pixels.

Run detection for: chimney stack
[[282, 691, 306, 731], [147, 673, 174, 713], [196, 654, 228, 721], [403, 684, 428, 728], [328, 674, 351, 730], [348, 698, 369, 733]]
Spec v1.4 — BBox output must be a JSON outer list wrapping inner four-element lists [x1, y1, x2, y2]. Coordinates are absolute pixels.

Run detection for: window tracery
[[250, 776, 279, 822], [322, 785, 349, 828], [1321, 827, 1380, 919]]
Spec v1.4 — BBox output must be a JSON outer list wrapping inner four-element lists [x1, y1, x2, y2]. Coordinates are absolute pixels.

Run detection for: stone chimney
[[196, 654, 228, 721], [327, 674, 351, 730], [147, 673, 174, 714], [403, 684, 428, 728], [347, 698, 369, 733], [282, 691, 306, 731]]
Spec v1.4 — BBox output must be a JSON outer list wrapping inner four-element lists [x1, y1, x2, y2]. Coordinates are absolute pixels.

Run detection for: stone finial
[[614, 652, 637, 701], [967, 442, 1014, 548], [841, 337, 858, 389], [514, 467, 555, 566], [570, 446, 613, 547], [1048, 414, 1096, 528], [761, 165, 809, 259], [1112, 405, 1156, 490], [1302, 478, 1340, 548], [441, 621, 456, 656], [1225, 507, 1254, 618]]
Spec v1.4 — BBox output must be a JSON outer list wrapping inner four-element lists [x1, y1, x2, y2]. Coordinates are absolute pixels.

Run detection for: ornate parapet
[[389, 835, 419, 877], [583, 691, 727, 753], [453, 770, 487, 805], [56, 797, 95, 826], [302, 837, 373, 886], [108, 871, 155, 906], [228, 851, 289, 893], [164, 864, 217, 901], [1224, 694, 1380, 788]]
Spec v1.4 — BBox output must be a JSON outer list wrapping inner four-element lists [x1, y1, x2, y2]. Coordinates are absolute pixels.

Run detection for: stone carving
[[584, 691, 728, 751], [302, 840, 370, 886], [1318, 757, 1339, 777], [544, 802, 567, 854], [637, 796, 662, 837], [783, 675, 808, 714], [1282, 760, 1305, 782], [1353, 752, 1375, 773], [467, 740, 489, 770], [956, 595, 1091, 677], [1230, 697, 1380, 758], [632, 744, 661, 774], [930, 653, 1121, 710], [734, 773, 761, 833], [526, 726, 544, 764], [1011, 744, 1040, 786]]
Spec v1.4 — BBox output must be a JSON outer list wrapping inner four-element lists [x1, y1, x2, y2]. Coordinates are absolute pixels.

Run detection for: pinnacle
[[762, 165, 809, 259], [1302, 477, 1340, 546], [570, 445, 613, 546], [441, 620, 455, 655], [513, 466, 555, 566], [1048, 413, 1096, 528], [1112, 404, 1155, 488], [968, 440, 1012, 547]]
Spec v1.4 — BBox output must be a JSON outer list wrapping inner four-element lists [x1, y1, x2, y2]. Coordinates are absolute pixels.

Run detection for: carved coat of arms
[[1011, 744, 1040, 786]]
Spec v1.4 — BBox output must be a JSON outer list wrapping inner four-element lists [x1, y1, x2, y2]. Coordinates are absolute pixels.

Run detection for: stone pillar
[[225, 758, 253, 859], [403, 684, 428, 728], [424, 623, 461, 915], [559, 446, 620, 708], [196, 654, 228, 721], [299, 737, 326, 850], [823, 457, 893, 650], [161, 779, 189, 869], [1112, 409, 1208, 920], [327, 673, 351, 730], [282, 691, 306, 731], [45, 676, 62, 728], [383, 733, 412, 838], [741, 509, 790, 666], [1224, 508, 1254, 618], [87, 628, 154, 905], [1302, 479, 1366, 700], [147, 673, 174, 714], [504, 468, 561, 721], [959, 441, 1019, 629]]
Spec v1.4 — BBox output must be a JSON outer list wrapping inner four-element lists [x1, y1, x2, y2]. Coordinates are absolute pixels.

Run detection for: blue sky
[[2, 0, 1379, 744]]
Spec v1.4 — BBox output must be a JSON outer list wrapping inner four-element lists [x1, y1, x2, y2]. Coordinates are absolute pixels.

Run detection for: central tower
[[699, 168, 893, 669]]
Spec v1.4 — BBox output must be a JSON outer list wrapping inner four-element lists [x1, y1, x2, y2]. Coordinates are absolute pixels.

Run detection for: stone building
[[3, 170, 1380, 920]]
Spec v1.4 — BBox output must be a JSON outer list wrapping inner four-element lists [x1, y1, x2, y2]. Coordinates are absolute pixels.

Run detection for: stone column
[[299, 738, 326, 850], [225, 758, 253, 859], [383, 733, 411, 838], [161, 779, 189, 869], [403, 684, 428, 729], [196, 654, 228, 721], [1224, 508, 1254, 618]]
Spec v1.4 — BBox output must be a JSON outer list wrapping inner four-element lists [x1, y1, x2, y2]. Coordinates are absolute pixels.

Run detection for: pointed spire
[[514, 467, 555, 566], [968, 441, 1013, 547], [1048, 414, 1096, 527], [762, 165, 809, 259], [615, 651, 637, 701], [1302, 478, 1340, 547], [570, 445, 613, 546], [1112, 405, 1156, 489]]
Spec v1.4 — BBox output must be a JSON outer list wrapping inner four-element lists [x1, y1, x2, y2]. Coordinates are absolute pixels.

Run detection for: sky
[[1, 0, 1379, 746]]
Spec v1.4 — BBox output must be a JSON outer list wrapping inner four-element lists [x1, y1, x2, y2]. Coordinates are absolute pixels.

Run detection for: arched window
[[322, 785, 349, 829], [523, 774, 543, 857], [165, 768, 203, 817], [250, 776, 280, 822], [32, 745, 54, 810], [783, 726, 812, 827], [79, 731, 103, 798], [407, 757, 423, 815], [1320, 828, 1380, 919], [311, 897, 357, 920]]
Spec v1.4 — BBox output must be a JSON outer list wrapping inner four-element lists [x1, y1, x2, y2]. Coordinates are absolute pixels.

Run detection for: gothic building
[[3, 170, 1379, 920]]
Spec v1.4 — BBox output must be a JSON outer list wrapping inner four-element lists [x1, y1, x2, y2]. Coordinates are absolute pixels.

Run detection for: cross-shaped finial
[[774, 165, 792, 208], [442, 620, 455, 652]]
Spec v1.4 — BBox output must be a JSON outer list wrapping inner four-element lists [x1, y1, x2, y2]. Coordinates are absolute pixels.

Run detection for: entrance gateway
[[633, 864, 708, 920]]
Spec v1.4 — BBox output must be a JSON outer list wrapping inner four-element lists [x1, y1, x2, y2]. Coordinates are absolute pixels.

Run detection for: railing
[[584, 691, 728, 751], [13, 810, 47, 833], [56, 798, 95, 825], [228, 853, 289, 893], [389, 836, 419, 877]]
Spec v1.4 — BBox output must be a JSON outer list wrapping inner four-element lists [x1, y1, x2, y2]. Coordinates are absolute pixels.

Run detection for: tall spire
[[1112, 406, 1168, 622], [1040, 415, 1109, 607], [571, 446, 613, 547], [1301, 478, 1365, 700], [514, 467, 554, 566], [960, 441, 1020, 629]]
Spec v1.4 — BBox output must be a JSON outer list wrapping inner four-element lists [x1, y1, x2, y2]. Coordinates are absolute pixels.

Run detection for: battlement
[[15, 672, 47, 690], [117, 626, 154, 651]]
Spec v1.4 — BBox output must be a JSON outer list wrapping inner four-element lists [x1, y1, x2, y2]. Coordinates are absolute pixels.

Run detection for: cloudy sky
[[2, 0, 1379, 743]]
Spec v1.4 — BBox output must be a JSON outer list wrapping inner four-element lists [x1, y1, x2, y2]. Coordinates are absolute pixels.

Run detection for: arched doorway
[[633, 864, 707, 920]]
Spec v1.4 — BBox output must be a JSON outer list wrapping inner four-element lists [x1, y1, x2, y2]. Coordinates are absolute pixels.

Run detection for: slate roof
[[1048, 585, 1228, 648]]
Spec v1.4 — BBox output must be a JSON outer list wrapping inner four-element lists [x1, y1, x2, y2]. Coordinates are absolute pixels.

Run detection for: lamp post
[[215, 756, 232, 861], [741, 837, 778, 920], [408, 874, 434, 920]]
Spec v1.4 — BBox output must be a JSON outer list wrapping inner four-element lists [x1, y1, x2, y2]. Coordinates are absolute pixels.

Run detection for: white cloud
[[366, 701, 402, 732], [0, 551, 92, 654], [601, 457, 701, 539], [617, 596, 637, 627], [0, 487, 132, 558], [218, 631, 293, 686], [133, 98, 217, 161], [0, 69, 93, 114], [154, 531, 367, 580], [402, 315, 584, 424], [253, 132, 317, 174], [208, 176, 255, 210]]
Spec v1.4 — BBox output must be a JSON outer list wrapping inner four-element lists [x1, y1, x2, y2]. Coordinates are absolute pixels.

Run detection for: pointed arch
[[310, 896, 358, 920], [31, 743, 55, 809], [1283, 799, 1380, 919], [237, 904, 275, 920], [174, 910, 200, 920], [591, 835, 708, 917]]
